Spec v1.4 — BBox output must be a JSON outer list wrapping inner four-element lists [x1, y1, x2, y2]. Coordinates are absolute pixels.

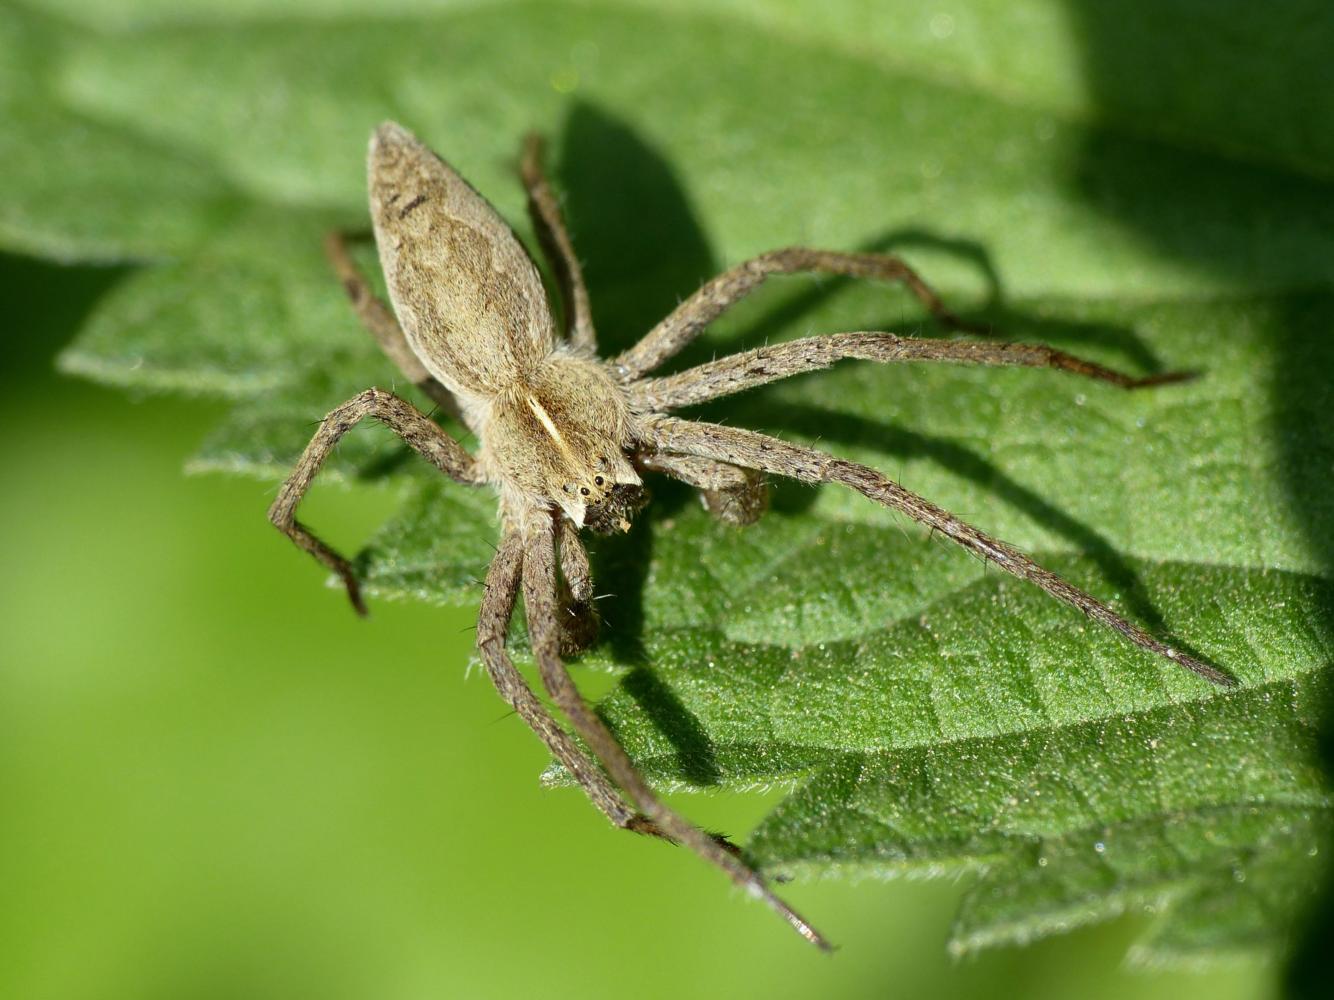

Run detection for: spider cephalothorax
[[270, 122, 1232, 950], [479, 354, 646, 531]]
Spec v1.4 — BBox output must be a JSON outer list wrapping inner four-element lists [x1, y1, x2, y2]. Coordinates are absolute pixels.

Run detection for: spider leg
[[644, 415, 1235, 687], [630, 331, 1194, 412], [324, 230, 462, 419], [614, 246, 983, 379], [557, 517, 593, 602], [520, 133, 596, 352], [477, 528, 642, 830], [269, 388, 481, 614], [638, 451, 769, 526], [521, 516, 832, 950], [488, 522, 749, 848], [556, 519, 600, 655]]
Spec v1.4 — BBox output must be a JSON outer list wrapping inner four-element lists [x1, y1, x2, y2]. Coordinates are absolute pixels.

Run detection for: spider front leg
[[324, 230, 462, 418], [520, 133, 596, 352], [614, 246, 986, 379], [638, 452, 769, 526], [480, 526, 749, 852], [629, 331, 1193, 411], [645, 415, 1234, 687], [520, 516, 831, 950], [477, 529, 640, 830], [269, 387, 481, 614]]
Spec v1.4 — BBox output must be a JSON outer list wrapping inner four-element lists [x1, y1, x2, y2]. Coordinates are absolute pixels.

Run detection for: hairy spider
[[270, 122, 1233, 950]]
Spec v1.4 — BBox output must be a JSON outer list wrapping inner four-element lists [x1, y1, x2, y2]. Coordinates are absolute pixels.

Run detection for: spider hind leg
[[701, 467, 769, 526], [638, 451, 769, 526]]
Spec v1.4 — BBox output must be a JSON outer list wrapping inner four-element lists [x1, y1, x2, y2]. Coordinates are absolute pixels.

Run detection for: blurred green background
[[2, 0, 1331, 997]]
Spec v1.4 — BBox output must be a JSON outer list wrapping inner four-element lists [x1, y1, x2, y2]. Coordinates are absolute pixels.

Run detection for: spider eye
[[594, 476, 604, 486], [562, 485, 572, 494], [580, 487, 590, 496]]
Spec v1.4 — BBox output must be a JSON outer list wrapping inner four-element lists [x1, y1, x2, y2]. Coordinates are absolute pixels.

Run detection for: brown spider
[[269, 122, 1232, 950]]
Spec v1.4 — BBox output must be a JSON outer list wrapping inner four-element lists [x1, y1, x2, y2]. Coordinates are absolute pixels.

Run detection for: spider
[[269, 121, 1233, 950]]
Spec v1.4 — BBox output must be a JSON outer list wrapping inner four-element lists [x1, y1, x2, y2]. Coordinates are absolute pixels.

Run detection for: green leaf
[[8, 0, 1332, 965]]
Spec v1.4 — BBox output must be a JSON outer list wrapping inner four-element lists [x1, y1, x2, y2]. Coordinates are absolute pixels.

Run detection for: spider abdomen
[[368, 122, 555, 398]]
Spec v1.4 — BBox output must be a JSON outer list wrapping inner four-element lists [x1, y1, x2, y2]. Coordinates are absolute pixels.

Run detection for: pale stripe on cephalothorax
[[525, 394, 567, 448], [525, 393, 587, 479]]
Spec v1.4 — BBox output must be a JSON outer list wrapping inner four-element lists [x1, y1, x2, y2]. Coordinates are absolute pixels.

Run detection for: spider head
[[557, 452, 648, 533], [580, 481, 650, 535]]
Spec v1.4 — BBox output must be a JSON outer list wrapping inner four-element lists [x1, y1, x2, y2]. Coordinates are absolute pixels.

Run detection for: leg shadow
[[734, 398, 1210, 662], [2, 250, 128, 374], [616, 665, 722, 787]]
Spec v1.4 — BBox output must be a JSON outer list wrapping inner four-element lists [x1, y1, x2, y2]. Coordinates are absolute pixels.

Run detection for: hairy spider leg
[[630, 330, 1194, 412], [521, 515, 832, 950], [614, 246, 992, 379], [645, 416, 1232, 687], [521, 133, 597, 352], [479, 526, 760, 849], [325, 231, 461, 418], [269, 387, 480, 614]]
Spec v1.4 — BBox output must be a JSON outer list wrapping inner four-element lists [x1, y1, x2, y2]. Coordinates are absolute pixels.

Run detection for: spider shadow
[[550, 99, 1216, 776], [554, 100, 718, 358], [618, 664, 722, 787], [581, 474, 727, 786], [552, 101, 727, 779]]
